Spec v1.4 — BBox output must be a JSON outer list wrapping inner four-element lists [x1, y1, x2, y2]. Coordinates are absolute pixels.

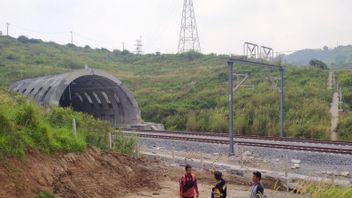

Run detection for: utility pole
[[228, 56, 285, 139], [178, 0, 201, 53], [227, 60, 235, 156], [70, 31, 73, 44], [122, 42, 125, 51], [279, 67, 285, 137], [135, 37, 143, 55], [6, 22, 10, 36]]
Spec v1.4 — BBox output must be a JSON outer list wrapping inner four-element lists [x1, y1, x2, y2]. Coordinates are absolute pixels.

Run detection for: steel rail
[[120, 128, 352, 146], [126, 133, 352, 155]]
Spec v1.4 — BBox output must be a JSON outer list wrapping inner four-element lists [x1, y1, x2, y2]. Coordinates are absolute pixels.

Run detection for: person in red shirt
[[179, 164, 199, 198]]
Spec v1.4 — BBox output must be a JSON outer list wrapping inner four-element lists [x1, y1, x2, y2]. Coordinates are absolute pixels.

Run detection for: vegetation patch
[[0, 87, 138, 159], [0, 36, 337, 139], [336, 70, 352, 139], [294, 181, 352, 198]]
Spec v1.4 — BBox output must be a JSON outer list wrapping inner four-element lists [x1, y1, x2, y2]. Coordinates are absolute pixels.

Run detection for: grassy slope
[[0, 36, 333, 139], [0, 88, 136, 159], [336, 70, 352, 139], [0, 91, 85, 158]]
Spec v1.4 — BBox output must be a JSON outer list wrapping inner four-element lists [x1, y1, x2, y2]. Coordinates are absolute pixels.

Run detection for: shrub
[[294, 181, 352, 198], [17, 36, 30, 43], [6, 54, 16, 60], [47, 106, 112, 149], [309, 59, 328, 69], [51, 128, 85, 152], [0, 92, 87, 158], [112, 131, 136, 155], [336, 115, 352, 139], [36, 192, 55, 198]]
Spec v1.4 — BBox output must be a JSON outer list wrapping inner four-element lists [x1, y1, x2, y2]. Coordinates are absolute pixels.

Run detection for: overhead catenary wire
[[143, 0, 181, 53], [1, 21, 135, 51], [1, 0, 186, 54], [10, 23, 70, 35]]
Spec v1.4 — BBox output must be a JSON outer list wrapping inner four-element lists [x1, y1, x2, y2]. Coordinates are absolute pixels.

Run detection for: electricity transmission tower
[[178, 0, 201, 53], [135, 37, 143, 55]]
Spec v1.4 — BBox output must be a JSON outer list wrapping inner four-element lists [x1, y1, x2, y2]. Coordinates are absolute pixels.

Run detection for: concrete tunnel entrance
[[10, 69, 142, 128], [59, 75, 129, 126]]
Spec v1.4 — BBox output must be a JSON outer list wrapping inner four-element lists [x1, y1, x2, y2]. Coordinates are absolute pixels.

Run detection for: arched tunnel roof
[[9, 69, 141, 127]]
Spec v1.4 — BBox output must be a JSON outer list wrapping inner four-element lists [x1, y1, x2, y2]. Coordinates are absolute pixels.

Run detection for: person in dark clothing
[[211, 171, 227, 198], [180, 164, 199, 198], [250, 171, 265, 198]]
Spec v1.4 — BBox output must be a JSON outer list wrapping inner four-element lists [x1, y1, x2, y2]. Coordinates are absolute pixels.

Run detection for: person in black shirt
[[211, 171, 227, 198], [250, 171, 265, 198]]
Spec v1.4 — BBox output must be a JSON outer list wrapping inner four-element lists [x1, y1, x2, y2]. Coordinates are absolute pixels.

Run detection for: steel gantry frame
[[227, 58, 285, 155], [243, 42, 259, 59]]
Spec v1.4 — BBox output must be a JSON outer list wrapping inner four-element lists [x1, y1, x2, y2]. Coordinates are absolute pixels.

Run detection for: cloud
[[0, 0, 351, 54]]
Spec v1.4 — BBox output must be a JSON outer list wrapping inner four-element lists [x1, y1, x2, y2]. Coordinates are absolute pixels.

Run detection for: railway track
[[121, 128, 352, 146], [120, 129, 352, 155]]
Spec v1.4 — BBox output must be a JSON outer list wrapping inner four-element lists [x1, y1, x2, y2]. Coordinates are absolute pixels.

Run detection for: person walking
[[180, 164, 199, 198], [211, 171, 227, 198], [250, 171, 265, 198]]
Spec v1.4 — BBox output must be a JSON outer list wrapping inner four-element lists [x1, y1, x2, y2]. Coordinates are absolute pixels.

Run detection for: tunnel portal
[[10, 69, 141, 128]]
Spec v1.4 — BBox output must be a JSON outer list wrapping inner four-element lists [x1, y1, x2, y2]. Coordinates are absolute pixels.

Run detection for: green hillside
[[283, 45, 352, 69], [336, 70, 352, 139], [0, 36, 335, 139]]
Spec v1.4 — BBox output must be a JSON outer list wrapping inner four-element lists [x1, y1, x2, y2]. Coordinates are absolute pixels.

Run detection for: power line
[[73, 32, 122, 49], [10, 23, 70, 35], [2, 21, 135, 52], [276, 49, 301, 54], [144, 0, 180, 53]]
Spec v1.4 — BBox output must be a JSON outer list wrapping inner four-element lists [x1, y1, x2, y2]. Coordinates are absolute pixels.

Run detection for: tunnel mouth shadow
[[59, 75, 128, 127]]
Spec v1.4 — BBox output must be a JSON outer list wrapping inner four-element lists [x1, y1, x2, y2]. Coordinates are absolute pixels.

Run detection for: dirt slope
[[0, 146, 161, 198]]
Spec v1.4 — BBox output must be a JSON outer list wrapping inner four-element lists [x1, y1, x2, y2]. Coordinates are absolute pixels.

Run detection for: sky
[[0, 0, 351, 55]]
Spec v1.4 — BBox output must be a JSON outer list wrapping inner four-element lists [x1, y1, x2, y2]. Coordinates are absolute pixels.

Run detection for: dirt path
[[126, 180, 300, 198], [126, 167, 299, 198], [329, 72, 338, 140]]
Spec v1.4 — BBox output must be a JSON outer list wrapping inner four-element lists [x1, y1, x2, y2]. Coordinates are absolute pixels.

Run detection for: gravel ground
[[138, 138, 352, 177]]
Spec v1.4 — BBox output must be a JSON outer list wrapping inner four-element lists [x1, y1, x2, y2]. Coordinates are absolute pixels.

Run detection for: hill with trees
[[0, 35, 337, 139], [283, 45, 352, 69]]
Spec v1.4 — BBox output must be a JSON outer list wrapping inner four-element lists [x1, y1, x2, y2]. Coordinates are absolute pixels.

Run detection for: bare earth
[[0, 146, 300, 197], [126, 166, 299, 198], [0, 146, 161, 198]]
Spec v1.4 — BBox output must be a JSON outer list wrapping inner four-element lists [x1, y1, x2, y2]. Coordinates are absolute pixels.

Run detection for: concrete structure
[[9, 69, 142, 128]]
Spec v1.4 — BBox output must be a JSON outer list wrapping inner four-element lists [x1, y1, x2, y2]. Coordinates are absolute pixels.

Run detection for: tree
[[309, 59, 328, 70], [17, 36, 30, 43]]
